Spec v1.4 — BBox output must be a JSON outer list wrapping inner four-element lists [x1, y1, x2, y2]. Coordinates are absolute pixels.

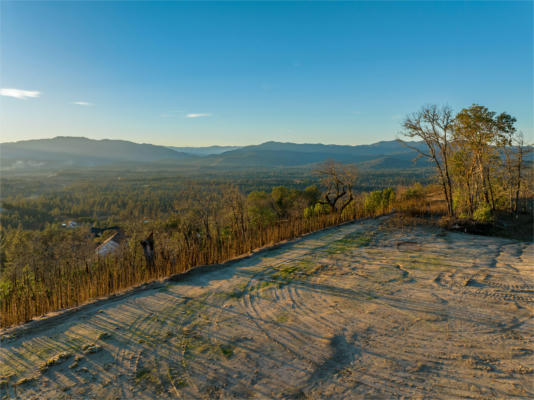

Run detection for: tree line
[[402, 104, 532, 220], [0, 169, 428, 231]]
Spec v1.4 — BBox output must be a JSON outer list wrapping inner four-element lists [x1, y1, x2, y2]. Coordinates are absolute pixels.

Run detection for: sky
[[0, 1, 532, 146]]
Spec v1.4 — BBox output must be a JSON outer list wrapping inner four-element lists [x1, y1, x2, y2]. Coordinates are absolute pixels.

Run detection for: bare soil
[[1, 216, 533, 399]]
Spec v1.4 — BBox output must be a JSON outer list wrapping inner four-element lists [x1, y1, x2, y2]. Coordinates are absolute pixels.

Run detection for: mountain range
[[1, 137, 191, 169], [0, 136, 431, 172], [167, 145, 242, 156]]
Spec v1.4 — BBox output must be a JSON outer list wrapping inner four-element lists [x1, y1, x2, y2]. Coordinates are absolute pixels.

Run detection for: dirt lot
[[1, 216, 533, 399]]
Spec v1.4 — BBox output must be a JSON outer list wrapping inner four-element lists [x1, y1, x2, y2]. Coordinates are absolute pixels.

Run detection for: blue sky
[[1, 1, 532, 146]]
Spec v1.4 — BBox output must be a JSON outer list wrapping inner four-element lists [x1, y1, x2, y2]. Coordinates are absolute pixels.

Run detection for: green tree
[[247, 191, 277, 227], [454, 104, 500, 211]]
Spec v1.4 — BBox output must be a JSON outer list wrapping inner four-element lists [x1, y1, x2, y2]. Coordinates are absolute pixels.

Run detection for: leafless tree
[[400, 104, 455, 216], [314, 160, 357, 213], [510, 132, 531, 214]]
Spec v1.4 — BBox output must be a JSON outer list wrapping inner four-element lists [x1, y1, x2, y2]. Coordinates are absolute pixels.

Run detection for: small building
[[96, 231, 124, 257]]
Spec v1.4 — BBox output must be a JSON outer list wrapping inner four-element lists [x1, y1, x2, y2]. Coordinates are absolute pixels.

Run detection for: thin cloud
[[0, 88, 41, 100], [186, 113, 212, 118], [73, 101, 93, 106]]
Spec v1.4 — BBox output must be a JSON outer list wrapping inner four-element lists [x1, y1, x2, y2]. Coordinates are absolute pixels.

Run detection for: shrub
[[402, 183, 424, 201], [364, 188, 395, 216], [473, 206, 494, 224], [304, 203, 330, 218]]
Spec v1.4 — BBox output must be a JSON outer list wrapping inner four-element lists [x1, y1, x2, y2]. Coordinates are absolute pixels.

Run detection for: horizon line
[[1, 135, 412, 148]]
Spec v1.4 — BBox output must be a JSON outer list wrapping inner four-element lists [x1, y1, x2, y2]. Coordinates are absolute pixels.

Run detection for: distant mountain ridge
[[168, 145, 242, 156], [1, 136, 192, 170], [0, 136, 431, 171], [192, 140, 431, 169]]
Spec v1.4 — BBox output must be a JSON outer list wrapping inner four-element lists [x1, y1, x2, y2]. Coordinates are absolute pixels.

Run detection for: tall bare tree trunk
[[514, 145, 524, 215]]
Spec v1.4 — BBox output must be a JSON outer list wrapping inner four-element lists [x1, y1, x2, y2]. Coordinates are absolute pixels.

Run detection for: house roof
[[95, 231, 124, 257]]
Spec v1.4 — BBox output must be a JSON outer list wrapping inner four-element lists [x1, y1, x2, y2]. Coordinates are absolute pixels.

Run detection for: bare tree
[[314, 160, 357, 213], [400, 104, 455, 216], [511, 132, 531, 215], [223, 185, 248, 238], [495, 114, 518, 212]]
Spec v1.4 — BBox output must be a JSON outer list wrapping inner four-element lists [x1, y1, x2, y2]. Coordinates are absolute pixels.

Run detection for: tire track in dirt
[[2, 219, 533, 399]]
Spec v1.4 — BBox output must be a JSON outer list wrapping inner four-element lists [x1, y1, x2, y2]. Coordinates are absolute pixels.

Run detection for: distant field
[[1, 216, 532, 399]]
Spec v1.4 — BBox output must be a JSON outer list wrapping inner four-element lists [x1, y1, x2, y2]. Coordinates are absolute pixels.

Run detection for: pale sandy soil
[[1, 216, 533, 399]]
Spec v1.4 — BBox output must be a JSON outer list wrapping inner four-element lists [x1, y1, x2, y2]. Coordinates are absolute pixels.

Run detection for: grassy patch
[[134, 361, 166, 392], [399, 254, 446, 270], [40, 352, 72, 372], [181, 296, 208, 318], [273, 265, 300, 281], [158, 284, 173, 293], [16, 375, 37, 386], [180, 331, 236, 361], [326, 232, 372, 254], [219, 344, 235, 358], [254, 280, 278, 291], [135, 367, 152, 381], [271, 259, 324, 285], [82, 344, 102, 354], [276, 312, 290, 323]]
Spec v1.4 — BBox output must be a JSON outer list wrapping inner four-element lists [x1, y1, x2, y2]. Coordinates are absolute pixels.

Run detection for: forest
[[0, 161, 411, 328], [0, 103, 532, 329]]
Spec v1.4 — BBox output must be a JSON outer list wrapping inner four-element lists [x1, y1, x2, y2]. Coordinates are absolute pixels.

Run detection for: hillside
[[0, 137, 192, 170], [1, 217, 532, 399]]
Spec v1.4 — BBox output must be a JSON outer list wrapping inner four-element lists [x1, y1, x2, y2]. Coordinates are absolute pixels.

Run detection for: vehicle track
[[1, 219, 532, 400]]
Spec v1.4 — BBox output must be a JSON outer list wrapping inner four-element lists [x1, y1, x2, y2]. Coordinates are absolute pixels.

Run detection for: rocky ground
[[1, 216, 533, 399]]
